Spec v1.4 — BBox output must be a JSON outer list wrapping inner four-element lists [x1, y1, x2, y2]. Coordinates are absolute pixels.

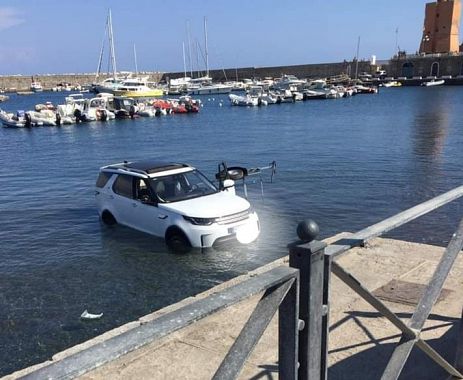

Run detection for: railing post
[[289, 220, 328, 380], [454, 308, 463, 373], [279, 275, 300, 379]]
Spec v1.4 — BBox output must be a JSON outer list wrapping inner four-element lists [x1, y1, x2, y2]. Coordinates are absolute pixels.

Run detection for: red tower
[[419, 0, 461, 54]]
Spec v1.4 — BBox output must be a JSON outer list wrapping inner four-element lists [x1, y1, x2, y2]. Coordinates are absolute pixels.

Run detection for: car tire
[[101, 211, 117, 225], [166, 229, 191, 253]]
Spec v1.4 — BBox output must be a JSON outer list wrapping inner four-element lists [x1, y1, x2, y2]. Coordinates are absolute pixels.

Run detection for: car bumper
[[182, 212, 260, 248]]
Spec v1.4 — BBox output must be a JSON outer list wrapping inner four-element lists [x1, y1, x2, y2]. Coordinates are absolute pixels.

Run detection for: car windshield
[[149, 169, 218, 203]]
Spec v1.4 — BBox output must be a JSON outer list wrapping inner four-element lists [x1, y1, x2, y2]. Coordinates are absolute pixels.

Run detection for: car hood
[[159, 191, 250, 217]]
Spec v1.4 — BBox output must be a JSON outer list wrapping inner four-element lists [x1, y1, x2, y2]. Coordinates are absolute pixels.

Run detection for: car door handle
[[158, 214, 168, 219]]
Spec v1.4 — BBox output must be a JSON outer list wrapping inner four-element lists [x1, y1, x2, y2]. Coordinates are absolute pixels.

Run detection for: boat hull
[[113, 89, 164, 98], [188, 86, 232, 95]]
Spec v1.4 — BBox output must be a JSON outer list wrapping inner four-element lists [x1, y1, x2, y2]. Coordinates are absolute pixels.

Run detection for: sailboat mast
[[133, 44, 138, 76], [186, 20, 193, 78], [95, 26, 107, 82], [196, 40, 201, 77], [108, 9, 117, 79], [182, 42, 187, 79], [204, 16, 209, 78], [354, 36, 360, 80]]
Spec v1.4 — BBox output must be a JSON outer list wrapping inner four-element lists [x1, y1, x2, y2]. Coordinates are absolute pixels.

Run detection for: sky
[[0, 0, 454, 75]]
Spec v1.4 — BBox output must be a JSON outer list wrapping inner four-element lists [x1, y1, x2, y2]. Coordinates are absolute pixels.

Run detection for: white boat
[[228, 93, 259, 106], [422, 79, 445, 87], [0, 109, 43, 128], [81, 97, 115, 121], [272, 89, 295, 103], [26, 110, 57, 126], [30, 81, 43, 92], [382, 81, 402, 88], [0, 109, 26, 128], [248, 86, 276, 104], [187, 76, 232, 95], [112, 77, 163, 98], [272, 74, 306, 91]]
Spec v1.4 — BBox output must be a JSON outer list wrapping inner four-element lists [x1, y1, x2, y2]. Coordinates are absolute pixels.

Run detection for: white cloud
[[0, 7, 25, 31]]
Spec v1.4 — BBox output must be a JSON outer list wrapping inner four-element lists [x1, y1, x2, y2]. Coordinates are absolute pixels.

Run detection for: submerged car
[[95, 159, 260, 250]]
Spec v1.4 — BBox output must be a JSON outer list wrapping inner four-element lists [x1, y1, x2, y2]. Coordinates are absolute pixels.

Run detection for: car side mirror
[[222, 179, 236, 195]]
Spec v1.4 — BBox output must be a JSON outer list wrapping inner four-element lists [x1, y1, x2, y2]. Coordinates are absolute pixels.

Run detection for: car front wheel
[[101, 210, 117, 225], [166, 229, 191, 253]]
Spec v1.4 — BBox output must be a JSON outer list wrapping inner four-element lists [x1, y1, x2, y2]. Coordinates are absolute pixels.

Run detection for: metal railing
[[20, 266, 300, 380], [20, 185, 463, 379], [290, 184, 463, 379]]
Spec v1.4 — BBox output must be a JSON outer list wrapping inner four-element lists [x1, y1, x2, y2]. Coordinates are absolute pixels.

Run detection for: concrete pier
[[4, 234, 463, 379]]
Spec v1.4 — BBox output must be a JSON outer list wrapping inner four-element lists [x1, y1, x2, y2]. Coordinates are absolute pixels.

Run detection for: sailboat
[[93, 10, 126, 94], [186, 17, 232, 95]]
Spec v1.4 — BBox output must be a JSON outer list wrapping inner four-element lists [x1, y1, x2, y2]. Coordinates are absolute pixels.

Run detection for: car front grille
[[216, 209, 250, 225]]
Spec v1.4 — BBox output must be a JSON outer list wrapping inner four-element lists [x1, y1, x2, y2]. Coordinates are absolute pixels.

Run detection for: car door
[[111, 174, 137, 228], [133, 178, 168, 238]]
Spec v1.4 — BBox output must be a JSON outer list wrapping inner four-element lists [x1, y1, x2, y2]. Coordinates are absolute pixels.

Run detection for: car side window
[[96, 172, 112, 188], [112, 174, 134, 198], [135, 178, 153, 203]]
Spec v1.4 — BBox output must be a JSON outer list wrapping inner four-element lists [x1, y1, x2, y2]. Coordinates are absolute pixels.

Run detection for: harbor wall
[[162, 60, 374, 82], [0, 72, 163, 92], [384, 54, 463, 78], [3, 54, 463, 91]]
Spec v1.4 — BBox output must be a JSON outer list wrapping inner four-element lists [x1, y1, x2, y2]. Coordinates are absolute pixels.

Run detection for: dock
[[5, 234, 463, 379]]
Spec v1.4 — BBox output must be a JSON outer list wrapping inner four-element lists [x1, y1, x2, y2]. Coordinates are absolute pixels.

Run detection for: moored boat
[[30, 77, 43, 92], [112, 77, 163, 98], [229, 93, 259, 106], [421, 79, 445, 87]]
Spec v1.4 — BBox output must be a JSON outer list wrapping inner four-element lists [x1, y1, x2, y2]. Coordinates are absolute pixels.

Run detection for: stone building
[[419, 0, 461, 54]]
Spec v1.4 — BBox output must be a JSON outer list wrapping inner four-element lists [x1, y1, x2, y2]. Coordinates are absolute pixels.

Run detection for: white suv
[[95, 160, 260, 250]]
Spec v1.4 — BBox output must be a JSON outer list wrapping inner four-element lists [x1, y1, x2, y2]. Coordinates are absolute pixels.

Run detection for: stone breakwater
[[0, 72, 163, 92], [162, 60, 374, 82]]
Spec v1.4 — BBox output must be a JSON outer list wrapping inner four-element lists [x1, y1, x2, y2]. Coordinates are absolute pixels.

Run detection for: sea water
[[1, 87, 463, 374]]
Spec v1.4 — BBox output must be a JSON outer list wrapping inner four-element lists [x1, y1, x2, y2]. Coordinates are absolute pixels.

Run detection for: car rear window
[[112, 174, 133, 198], [96, 172, 112, 188]]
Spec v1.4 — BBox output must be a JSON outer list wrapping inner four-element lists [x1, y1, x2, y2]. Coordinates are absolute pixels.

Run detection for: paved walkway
[[6, 235, 463, 379]]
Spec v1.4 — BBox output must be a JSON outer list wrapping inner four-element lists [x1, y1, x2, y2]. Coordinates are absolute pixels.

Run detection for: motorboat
[[30, 79, 43, 92], [421, 79, 445, 87], [0, 109, 43, 128], [187, 77, 232, 95], [302, 90, 327, 100], [354, 85, 378, 94], [56, 94, 87, 124], [188, 83, 233, 95], [108, 96, 138, 118], [247, 86, 276, 105], [382, 81, 402, 88], [26, 110, 57, 126], [229, 93, 259, 106], [78, 97, 115, 122], [273, 89, 295, 103], [136, 102, 156, 117], [112, 77, 163, 98], [272, 74, 306, 91]]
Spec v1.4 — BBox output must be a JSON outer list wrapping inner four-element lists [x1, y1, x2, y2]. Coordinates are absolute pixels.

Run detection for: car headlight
[[183, 215, 216, 226]]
